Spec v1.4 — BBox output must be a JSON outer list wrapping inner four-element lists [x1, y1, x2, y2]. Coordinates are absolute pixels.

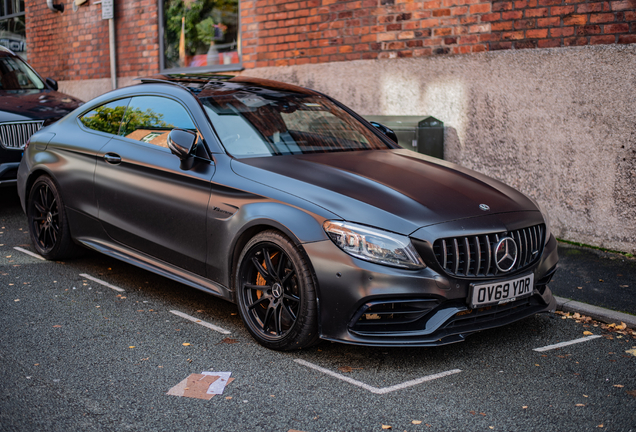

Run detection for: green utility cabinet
[[363, 115, 444, 160]]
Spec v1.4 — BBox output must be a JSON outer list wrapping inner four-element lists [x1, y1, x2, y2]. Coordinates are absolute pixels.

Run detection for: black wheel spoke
[[263, 247, 277, 281], [283, 293, 300, 303], [262, 305, 274, 332], [244, 283, 270, 291], [252, 256, 270, 281], [247, 296, 270, 311], [281, 268, 295, 284], [34, 202, 46, 214], [275, 304, 283, 335], [282, 302, 297, 321]]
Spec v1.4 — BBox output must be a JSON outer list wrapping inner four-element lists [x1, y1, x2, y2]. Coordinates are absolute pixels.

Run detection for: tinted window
[[80, 98, 131, 134], [120, 96, 196, 148], [198, 85, 391, 158], [0, 55, 43, 90]]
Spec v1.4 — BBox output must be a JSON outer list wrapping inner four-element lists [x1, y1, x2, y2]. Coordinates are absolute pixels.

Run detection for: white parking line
[[79, 273, 125, 292], [13, 247, 45, 261], [533, 335, 603, 352], [294, 359, 462, 394], [170, 310, 231, 335]]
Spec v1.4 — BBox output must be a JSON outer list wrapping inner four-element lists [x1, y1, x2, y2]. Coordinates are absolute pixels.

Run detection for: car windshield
[[0, 55, 45, 91], [198, 82, 391, 158]]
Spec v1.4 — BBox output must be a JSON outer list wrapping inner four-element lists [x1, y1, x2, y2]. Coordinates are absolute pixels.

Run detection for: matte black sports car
[[0, 46, 83, 186], [17, 74, 558, 350]]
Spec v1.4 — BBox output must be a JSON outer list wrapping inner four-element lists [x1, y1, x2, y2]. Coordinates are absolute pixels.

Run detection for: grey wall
[[241, 45, 636, 254]]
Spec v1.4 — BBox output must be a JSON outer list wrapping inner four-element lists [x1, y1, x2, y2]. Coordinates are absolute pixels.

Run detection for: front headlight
[[323, 221, 425, 269]]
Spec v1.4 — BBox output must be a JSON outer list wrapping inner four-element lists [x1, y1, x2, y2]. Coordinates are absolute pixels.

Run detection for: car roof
[[140, 74, 319, 98]]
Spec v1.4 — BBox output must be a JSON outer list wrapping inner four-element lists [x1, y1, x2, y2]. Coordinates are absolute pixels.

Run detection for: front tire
[[235, 230, 319, 350], [27, 175, 79, 260]]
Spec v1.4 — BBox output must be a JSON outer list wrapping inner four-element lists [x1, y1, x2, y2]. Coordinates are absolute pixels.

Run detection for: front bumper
[[304, 225, 558, 347]]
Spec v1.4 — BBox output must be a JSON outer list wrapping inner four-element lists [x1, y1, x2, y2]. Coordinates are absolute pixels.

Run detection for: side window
[[120, 96, 196, 149], [79, 98, 131, 134]]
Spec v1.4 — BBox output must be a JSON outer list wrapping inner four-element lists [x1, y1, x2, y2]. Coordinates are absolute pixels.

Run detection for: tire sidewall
[[235, 230, 318, 350]]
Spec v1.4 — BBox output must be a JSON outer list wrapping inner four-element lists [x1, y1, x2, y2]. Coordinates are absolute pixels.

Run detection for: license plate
[[469, 273, 534, 308]]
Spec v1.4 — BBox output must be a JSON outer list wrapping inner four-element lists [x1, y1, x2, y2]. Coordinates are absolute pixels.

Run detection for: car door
[[94, 95, 215, 276]]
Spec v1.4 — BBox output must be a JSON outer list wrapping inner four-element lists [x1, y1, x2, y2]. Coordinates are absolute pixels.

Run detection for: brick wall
[[240, 0, 636, 67], [25, 0, 160, 81]]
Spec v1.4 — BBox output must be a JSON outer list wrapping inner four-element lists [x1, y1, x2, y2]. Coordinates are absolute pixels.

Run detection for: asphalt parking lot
[[1, 188, 635, 432]]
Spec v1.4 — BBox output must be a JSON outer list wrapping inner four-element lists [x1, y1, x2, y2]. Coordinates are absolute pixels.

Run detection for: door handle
[[104, 153, 121, 164]]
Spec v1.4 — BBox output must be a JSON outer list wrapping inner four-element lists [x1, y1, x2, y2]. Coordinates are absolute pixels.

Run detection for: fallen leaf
[[575, 404, 585, 407], [339, 366, 353, 373], [196, 310, 204, 313], [381, 425, 392, 430], [522, 406, 528, 409], [626, 390, 636, 398], [577, 286, 582, 289], [599, 279, 604, 282], [613, 385, 624, 388], [225, 396, 232, 400], [220, 338, 238, 344], [625, 349, 636, 356], [583, 395, 589, 398], [535, 364, 540, 367], [129, 346, 135, 349], [469, 411, 476, 415], [583, 331, 593, 336], [182, 343, 191, 346], [572, 313, 581, 319], [412, 420, 422, 425], [53, 325, 62, 328], [480, 412, 486, 416], [14, 299, 19, 302], [619, 285, 628, 288], [489, 427, 494, 430], [597, 425, 603, 428], [616, 322, 627, 331]]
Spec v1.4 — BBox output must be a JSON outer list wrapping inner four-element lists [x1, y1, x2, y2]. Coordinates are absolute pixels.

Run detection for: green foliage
[[163, 0, 238, 68], [81, 105, 172, 136]]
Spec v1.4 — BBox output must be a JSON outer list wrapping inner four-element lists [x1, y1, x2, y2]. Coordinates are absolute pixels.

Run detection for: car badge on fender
[[494, 237, 518, 272], [479, 204, 490, 211]]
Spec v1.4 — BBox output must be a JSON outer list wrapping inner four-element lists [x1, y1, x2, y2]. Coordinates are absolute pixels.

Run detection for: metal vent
[[433, 224, 545, 278], [0, 121, 44, 150]]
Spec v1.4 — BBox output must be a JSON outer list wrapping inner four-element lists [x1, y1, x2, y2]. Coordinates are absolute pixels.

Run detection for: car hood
[[0, 89, 83, 124], [231, 149, 539, 235]]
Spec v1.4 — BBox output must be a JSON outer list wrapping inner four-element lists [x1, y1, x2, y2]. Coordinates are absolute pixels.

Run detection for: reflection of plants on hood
[[164, 0, 237, 59]]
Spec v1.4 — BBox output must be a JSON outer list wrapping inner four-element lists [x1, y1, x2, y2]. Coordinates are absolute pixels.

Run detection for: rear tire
[[27, 175, 80, 260], [235, 230, 320, 350]]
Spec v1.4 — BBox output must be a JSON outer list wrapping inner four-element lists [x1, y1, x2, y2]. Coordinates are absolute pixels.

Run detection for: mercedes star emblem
[[494, 237, 518, 272]]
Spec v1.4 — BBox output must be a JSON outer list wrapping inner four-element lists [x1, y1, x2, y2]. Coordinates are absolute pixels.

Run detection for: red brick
[[481, 12, 501, 21], [537, 38, 562, 47], [577, 24, 602, 34], [469, 3, 492, 13], [590, 35, 617, 43], [611, 0, 636, 10], [502, 10, 524, 19], [590, 13, 616, 23], [550, 26, 575, 36], [538, 17, 561, 26], [525, 8, 549, 17], [551, 6, 576, 15], [432, 8, 452, 16], [576, 2, 606, 13], [527, 28, 549, 37], [618, 34, 636, 43], [563, 15, 588, 25], [604, 23, 630, 32], [515, 19, 537, 28], [492, 1, 513, 11], [492, 21, 514, 30]]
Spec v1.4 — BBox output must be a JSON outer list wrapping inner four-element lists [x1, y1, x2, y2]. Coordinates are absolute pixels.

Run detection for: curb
[[554, 296, 636, 329]]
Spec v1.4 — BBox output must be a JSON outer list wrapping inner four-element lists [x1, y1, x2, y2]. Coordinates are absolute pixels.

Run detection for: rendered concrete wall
[[241, 44, 636, 254]]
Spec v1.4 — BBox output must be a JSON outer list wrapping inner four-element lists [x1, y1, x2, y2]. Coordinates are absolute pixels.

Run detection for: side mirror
[[168, 129, 197, 170], [370, 121, 398, 144], [45, 78, 58, 91]]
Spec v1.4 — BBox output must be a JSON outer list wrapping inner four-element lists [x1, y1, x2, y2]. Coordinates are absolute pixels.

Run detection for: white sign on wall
[[102, 0, 114, 20]]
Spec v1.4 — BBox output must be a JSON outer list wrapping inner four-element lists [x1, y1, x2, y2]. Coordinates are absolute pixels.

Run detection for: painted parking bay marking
[[170, 310, 231, 335], [295, 359, 461, 394], [79, 273, 125, 293], [13, 247, 46, 261], [533, 335, 603, 352]]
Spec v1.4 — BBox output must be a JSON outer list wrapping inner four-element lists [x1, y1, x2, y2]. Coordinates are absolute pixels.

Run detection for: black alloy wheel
[[27, 176, 78, 260], [236, 230, 319, 350]]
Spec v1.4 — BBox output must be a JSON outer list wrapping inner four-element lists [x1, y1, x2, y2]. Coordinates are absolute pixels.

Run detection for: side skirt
[[76, 236, 233, 302]]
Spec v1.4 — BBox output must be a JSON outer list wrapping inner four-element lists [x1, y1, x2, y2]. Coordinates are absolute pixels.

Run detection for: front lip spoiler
[[331, 289, 557, 347]]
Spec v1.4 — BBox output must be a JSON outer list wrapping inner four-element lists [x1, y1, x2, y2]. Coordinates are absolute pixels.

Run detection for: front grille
[[0, 121, 44, 150], [433, 224, 545, 278]]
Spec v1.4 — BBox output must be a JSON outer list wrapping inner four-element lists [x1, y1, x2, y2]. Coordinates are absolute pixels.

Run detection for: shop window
[[0, 0, 26, 60], [160, 0, 240, 73]]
